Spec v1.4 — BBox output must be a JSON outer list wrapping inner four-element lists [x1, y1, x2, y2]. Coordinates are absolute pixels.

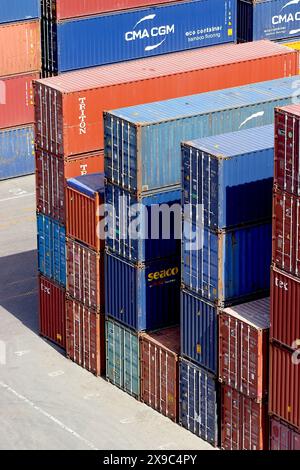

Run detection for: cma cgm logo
[[125, 14, 175, 52], [272, 0, 300, 35], [148, 267, 179, 282]]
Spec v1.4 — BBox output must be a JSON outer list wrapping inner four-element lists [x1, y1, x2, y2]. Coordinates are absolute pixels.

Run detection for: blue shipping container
[[179, 357, 219, 446], [105, 75, 300, 194], [238, 0, 300, 42], [182, 221, 272, 307], [0, 0, 40, 24], [106, 182, 181, 263], [182, 125, 274, 230], [105, 251, 180, 331], [0, 126, 34, 181], [181, 289, 217, 375], [50, 0, 236, 73], [37, 214, 66, 287]]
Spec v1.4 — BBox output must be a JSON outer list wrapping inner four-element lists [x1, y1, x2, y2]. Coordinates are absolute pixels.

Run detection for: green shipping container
[[106, 318, 139, 399]]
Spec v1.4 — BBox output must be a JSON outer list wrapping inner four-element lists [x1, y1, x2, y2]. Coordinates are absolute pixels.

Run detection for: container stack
[[269, 104, 300, 449], [0, 1, 41, 180]]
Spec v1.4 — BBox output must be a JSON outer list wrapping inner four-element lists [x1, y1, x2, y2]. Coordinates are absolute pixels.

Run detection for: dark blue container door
[[0, 127, 35, 181]]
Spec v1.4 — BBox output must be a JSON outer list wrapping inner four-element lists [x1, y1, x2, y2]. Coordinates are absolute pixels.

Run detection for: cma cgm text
[[125, 25, 175, 41]]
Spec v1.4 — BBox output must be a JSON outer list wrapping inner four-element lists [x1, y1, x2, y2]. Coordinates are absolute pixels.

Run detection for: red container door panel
[[219, 314, 239, 390], [271, 267, 300, 348], [272, 190, 300, 278], [270, 417, 300, 450], [240, 323, 260, 400], [39, 275, 66, 349], [275, 109, 300, 197]]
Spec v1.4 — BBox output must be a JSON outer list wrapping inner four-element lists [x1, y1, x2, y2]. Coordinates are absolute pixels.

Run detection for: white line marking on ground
[[48, 370, 65, 378], [158, 443, 176, 450], [0, 193, 35, 203], [120, 417, 135, 424], [14, 351, 30, 357], [0, 381, 99, 450]]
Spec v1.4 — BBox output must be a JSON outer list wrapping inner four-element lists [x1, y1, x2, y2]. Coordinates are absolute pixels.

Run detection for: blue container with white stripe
[[105, 75, 300, 195], [0, 126, 34, 181], [0, 0, 40, 24], [37, 214, 66, 287], [182, 125, 274, 230]]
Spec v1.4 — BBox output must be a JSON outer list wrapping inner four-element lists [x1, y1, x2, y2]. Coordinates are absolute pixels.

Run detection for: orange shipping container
[[0, 20, 41, 76], [34, 40, 298, 158]]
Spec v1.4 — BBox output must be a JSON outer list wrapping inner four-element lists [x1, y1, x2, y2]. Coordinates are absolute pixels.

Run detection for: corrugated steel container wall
[[270, 417, 300, 450], [269, 343, 300, 430], [66, 175, 105, 253], [106, 183, 181, 263], [105, 252, 180, 331], [66, 298, 105, 377], [0, 0, 40, 24], [270, 266, 300, 348], [140, 327, 180, 422], [272, 189, 300, 278], [39, 274, 66, 349], [181, 289, 217, 375], [219, 298, 270, 401], [182, 221, 272, 307], [274, 105, 300, 197], [182, 125, 274, 230], [105, 76, 300, 194], [179, 358, 219, 447], [47, 0, 237, 73], [221, 384, 268, 450], [0, 20, 41, 76], [66, 239, 104, 311], [0, 72, 39, 130], [106, 318, 139, 399], [34, 41, 297, 158], [37, 214, 66, 287], [36, 150, 104, 224], [0, 126, 34, 181]]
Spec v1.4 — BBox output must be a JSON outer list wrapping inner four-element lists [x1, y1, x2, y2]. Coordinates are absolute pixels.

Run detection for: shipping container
[[36, 150, 103, 224], [42, 0, 237, 74], [182, 221, 272, 307], [179, 357, 219, 446], [39, 274, 66, 349], [66, 174, 105, 252], [0, 20, 41, 76], [0, 0, 40, 24], [182, 125, 274, 230], [270, 266, 300, 349], [219, 297, 270, 401], [221, 384, 268, 450], [272, 189, 300, 278], [37, 214, 66, 287], [269, 343, 300, 431], [0, 72, 39, 130], [270, 417, 300, 450], [181, 289, 217, 375], [106, 183, 181, 263], [34, 41, 297, 158], [0, 126, 34, 181], [105, 75, 300, 194], [66, 239, 104, 311], [66, 298, 105, 376], [106, 318, 139, 399], [105, 251, 180, 331], [140, 327, 180, 422], [275, 105, 300, 197]]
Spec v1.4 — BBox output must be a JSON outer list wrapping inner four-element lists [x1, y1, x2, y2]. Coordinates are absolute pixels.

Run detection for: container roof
[[67, 173, 104, 197], [222, 297, 270, 330], [276, 103, 300, 118]]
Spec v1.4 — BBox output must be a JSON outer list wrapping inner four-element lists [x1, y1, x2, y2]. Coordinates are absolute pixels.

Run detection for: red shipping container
[[221, 385, 269, 450], [66, 175, 105, 252], [0, 20, 41, 76], [66, 238, 104, 311], [140, 327, 180, 422], [272, 189, 300, 278], [66, 298, 105, 377], [34, 40, 298, 157], [36, 150, 103, 223], [0, 72, 39, 130], [53, 0, 178, 20], [275, 105, 300, 197], [39, 274, 66, 349], [271, 266, 300, 349], [219, 298, 270, 401], [269, 343, 300, 431], [270, 417, 300, 450]]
